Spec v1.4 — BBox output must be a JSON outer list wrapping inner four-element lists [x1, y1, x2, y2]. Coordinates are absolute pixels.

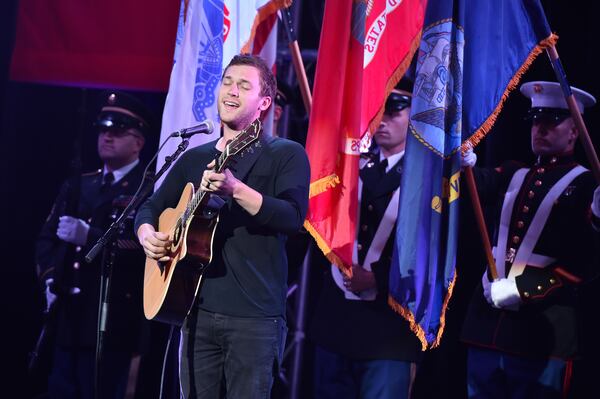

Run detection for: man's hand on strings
[[137, 223, 172, 262], [201, 160, 240, 197]]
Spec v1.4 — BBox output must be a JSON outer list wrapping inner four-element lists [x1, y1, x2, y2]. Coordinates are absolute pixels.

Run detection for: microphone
[[170, 120, 215, 139]]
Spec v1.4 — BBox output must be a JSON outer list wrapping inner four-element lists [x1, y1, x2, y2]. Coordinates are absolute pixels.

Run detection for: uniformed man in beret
[[35, 90, 152, 399], [461, 81, 600, 398], [310, 80, 422, 399]]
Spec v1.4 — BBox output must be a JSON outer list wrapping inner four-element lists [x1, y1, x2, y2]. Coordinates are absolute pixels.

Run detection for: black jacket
[[36, 162, 149, 351]]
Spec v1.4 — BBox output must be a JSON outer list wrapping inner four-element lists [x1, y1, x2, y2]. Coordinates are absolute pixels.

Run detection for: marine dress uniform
[[461, 81, 600, 398]]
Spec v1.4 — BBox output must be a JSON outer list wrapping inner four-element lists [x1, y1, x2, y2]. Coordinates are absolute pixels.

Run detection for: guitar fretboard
[[177, 119, 261, 229]]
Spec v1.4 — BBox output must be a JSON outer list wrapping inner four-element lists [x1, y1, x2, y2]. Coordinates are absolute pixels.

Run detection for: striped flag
[[156, 0, 287, 180], [388, 0, 556, 350], [304, 0, 426, 273]]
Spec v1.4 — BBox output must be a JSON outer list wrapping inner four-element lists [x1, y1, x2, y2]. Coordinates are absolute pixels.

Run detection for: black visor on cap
[[385, 92, 411, 114], [525, 107, 571, 124], [94, 111, 146, 134], [275, 91, 288, 107]]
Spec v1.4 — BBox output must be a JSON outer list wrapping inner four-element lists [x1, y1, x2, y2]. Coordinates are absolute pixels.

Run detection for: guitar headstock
[[216, 119, 262, 172]]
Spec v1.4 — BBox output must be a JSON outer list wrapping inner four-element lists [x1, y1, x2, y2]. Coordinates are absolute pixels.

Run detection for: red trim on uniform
[[527, 277, 563, 300], [553, 267, 582, 284], [562, 359, 573, 399]]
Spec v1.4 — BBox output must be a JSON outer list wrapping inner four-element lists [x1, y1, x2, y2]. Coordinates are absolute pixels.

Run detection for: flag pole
[[280, 6, 312, 114], [546, 45, 600, 183], [464, 166, 499, 280]]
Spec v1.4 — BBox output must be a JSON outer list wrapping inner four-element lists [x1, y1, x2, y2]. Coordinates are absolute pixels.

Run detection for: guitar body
[[143, 183, 219, 325], [143, 118, 262, 326]]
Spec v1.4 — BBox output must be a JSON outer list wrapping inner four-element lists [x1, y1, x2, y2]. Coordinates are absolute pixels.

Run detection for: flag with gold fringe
[[388, 0, 556, 350], [304, 0, 426, 273]]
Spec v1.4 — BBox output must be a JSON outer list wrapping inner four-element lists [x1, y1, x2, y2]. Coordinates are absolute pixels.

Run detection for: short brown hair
[[223, 54, 276, 101]]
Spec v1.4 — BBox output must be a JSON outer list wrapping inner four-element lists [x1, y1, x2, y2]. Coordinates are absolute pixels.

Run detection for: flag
[[10, 0, 179, 90], [304, 0, 426, 272], [388, 0, 556, 349], [156, 0, 287, 181]]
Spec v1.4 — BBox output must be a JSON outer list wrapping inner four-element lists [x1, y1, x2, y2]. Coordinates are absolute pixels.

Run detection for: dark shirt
[[135, 135, 310, 318]]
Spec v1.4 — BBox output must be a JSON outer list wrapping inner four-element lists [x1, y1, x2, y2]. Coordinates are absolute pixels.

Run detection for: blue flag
[[388, 0, 555, 349]]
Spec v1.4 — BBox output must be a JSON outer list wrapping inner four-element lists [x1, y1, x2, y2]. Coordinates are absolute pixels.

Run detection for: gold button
[[73, 262, 80, 270], [524, 292, 530, 298], [87, 217, 93, 223], [361, 225, 368, 232], [75, 246, 82, 252], [517, 221, 525, 229], [550, 156, 557, 164], [528, 191, 535, 199], [537, 167, 545, 174], [512, 236, 520, 244], [537, 285, 543, 291], [535, 180, 542, 187], [357, 244, 363, 251], [367, 205, 374, 211], [522, 206, 529, 213], [549, 278, 556, 284]]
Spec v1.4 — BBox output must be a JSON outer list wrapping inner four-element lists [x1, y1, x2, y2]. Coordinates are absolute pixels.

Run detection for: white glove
[[45, 278, 57, 312], [461, 147, 477, 169], [490, 278, 521, 309], [592, 186, 600, 218], [483, 282, 493, 305], [57, 216, 90, 246]]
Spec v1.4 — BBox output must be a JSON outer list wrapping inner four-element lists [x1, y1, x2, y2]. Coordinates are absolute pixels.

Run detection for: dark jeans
[[313, 345, 414, 399], [180, 307, 287, 399], [467, 346, 570, 399]]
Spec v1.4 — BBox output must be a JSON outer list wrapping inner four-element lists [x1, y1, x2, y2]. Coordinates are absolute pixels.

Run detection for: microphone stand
[[85, 137, 190, 399]]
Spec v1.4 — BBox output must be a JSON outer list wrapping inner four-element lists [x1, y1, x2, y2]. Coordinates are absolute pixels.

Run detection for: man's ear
[[259, 96, 272, 111]]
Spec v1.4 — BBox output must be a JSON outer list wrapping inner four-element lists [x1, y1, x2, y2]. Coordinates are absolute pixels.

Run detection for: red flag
[[304, 0, 426, 273], [10, 0, 179, 90]]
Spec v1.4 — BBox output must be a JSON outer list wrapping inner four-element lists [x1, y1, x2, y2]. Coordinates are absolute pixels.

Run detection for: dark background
[[2, 0, 599, 398]]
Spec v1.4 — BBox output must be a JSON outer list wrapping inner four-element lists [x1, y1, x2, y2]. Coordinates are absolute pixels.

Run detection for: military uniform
[[461, 155, 599, 359], [461, 81, 600, 398], [34, 90, 152, 399], [310, 154, 421, 399], [36, 163, 147, 351]]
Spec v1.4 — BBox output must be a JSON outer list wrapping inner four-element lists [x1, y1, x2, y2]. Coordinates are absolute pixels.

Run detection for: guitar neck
[[180, 119, 261, 225], [184, 151, 227, 219]]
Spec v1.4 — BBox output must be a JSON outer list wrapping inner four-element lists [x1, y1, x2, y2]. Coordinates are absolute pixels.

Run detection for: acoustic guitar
[[143, 120, 261, 325]]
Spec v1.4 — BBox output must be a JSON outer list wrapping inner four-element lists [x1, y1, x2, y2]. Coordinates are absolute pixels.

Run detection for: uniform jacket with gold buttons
[[461, 155, 600, 359], [35, 163, 148, 351]]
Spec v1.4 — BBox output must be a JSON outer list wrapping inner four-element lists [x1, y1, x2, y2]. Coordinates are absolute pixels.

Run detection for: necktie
[[378, 158, 388, 176], [101, 172, 115, 192]]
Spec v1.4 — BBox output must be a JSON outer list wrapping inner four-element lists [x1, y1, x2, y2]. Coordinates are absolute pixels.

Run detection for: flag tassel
[[388, 273, 457, 350]]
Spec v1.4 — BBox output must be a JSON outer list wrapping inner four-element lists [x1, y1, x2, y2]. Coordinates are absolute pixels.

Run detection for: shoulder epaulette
[[82, 169, 102, 177]]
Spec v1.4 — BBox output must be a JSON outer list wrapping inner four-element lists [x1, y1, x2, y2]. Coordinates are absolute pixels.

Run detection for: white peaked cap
[[520, 81, 596, 114]]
